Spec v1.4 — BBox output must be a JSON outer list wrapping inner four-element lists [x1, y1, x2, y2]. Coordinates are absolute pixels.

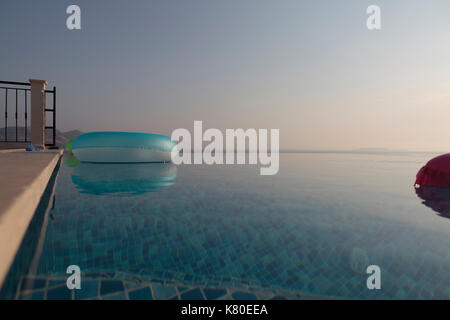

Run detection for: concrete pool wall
[[0, 149, 62, 287]]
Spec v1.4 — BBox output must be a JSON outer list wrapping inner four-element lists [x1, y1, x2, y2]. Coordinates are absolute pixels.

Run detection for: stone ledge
[[0, 149, 62, 286]]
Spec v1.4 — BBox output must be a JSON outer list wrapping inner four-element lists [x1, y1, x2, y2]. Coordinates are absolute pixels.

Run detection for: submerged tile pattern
[[15, 275, 316, 300], [2, 154, 450, 299]]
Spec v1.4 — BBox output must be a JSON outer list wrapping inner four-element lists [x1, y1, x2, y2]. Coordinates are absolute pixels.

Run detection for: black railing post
[[44, 87, 56, 147], [25, 90, 28, 141], [15, 89, 18, 142], [53, 86, 56, 146], [4, 88, 7, 142]]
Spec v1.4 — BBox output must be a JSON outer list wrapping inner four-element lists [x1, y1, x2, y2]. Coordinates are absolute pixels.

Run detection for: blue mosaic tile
[[180, 288, 204, 300], [151, 279, 164, 285], [232, 291, 258, 300], [19, 291, 45, 300], [128, 287, 153, 300], [202, 288, 227, 300], [75, 281, 99, 300], [47, 286, 72, 300], [124, 281, 143, 291], [270, 296, 287, 300], [102, 292, 127, 300], [152, 283, 177, 299], [100, 280, 124, 296], [20, 278, 46, 291], [178, 286, 189, 293], [48, 279, 66, 288]]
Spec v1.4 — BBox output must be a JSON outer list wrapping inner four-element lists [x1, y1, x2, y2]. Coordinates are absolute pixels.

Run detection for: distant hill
[[0, 127, 83, 147], [61, 130, 83, 141], [54, 129, 83, 147]]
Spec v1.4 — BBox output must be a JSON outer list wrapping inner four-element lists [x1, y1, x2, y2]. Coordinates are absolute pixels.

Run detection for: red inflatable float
[[415, 153, 450, 188]]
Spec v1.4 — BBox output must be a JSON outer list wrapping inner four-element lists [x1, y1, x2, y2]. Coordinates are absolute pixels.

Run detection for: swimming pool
[[1, 153, 449, 299]]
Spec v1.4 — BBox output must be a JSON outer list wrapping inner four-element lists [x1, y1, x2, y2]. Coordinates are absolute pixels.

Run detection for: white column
[[29, 79, 47, 149]]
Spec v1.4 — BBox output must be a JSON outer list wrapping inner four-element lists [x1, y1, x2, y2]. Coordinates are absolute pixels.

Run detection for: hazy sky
[[1, 0, 449, 151]]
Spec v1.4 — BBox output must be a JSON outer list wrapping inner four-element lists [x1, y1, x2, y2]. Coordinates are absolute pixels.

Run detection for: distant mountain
[[0, 127, 83, 147], [61, 130, 83, 141], [352, 148, 410, 153], [54, 129, 83, 147]]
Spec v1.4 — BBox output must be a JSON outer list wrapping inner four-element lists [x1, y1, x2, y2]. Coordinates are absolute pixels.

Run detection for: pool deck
[[0, 149, 62, 287]]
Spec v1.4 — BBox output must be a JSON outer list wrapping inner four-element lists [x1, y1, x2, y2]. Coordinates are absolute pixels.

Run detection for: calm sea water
[[2, 152, 450, 299]]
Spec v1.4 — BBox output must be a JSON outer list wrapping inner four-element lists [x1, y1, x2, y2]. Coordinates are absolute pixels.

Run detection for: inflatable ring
[[72, 132, 176, 163]]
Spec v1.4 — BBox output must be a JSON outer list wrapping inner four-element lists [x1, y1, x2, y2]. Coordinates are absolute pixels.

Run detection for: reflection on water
[[71, 162, 177, 195], [415, 186, 450, 219], [64, 152, 80, 168]]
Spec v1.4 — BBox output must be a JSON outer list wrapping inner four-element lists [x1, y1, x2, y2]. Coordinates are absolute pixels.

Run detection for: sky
[[1, 0, 449, 151]]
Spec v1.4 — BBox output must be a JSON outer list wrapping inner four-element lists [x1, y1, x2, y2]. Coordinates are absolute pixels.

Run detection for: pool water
[[1, 153, 449, 299]]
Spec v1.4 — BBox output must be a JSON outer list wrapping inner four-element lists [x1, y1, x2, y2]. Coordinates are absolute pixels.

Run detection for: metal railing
[[0, 81, 31, 143], [0, 80, 56, 147], [45, 86, 56, 147]]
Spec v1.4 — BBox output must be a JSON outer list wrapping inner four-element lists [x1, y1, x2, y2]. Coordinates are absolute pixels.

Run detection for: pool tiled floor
[[15, 274, 328, 300]]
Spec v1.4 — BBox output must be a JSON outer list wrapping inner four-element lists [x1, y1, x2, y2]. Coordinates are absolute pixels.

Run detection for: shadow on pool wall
[[70, 162, 178, 196]]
